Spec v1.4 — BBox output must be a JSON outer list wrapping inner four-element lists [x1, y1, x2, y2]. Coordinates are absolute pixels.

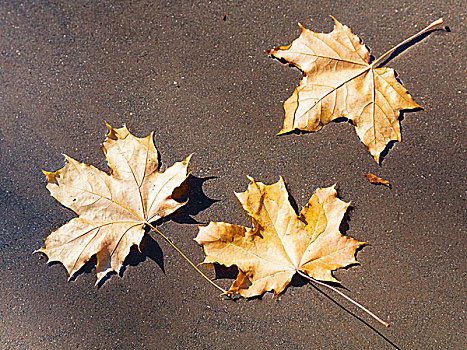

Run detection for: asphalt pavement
[[1, 1, 465, 349]]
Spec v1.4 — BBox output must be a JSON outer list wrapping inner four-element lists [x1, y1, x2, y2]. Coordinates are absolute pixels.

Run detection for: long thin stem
[[145, 222, 228, 294], [307, 284, 369, 350], [297, 270, 390, 327], [371, 18, 444, 68]]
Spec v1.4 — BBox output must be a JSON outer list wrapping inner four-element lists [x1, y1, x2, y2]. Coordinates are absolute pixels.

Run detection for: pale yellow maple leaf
[[267, 17, 443, 163], [195, 176, 364, 298], [36, 124, 191, 284]]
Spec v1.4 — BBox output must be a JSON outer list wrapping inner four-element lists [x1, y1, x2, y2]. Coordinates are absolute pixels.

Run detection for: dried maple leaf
[[36, 124, 191, 284], [195, 176, 364, 298], [365, 173, 391, 187], [267, 17, 443, 163]]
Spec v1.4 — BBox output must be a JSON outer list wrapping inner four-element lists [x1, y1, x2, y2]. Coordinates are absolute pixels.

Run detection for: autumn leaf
[[267, 17, 443, 163], [36, 124, 191, 284], [195, 176, 364, 298], [365, 173, 391, 187]]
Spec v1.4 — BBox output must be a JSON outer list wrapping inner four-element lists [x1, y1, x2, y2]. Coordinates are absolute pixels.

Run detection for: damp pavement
[[1, 1, 465, 349]]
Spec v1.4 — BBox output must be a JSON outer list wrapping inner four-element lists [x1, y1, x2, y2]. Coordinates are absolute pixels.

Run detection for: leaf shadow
[[277, 117, 354, 137], [64, 232, 166, 288], [95, 272, 113, 288], [340, 205, 353, 236], [289, 273, 307, 288], [377, 107, 422, 166], [212, 265, 245, 301], [158, 175, 219, 225], [213, 264, 239, 280], [62, 257, 97, 282], [374, 27, 446, 68], [287, 188, 300, 214], [120, 233, 165, 276], [305, 281, 401, 349], [336, 205, 368, 276]]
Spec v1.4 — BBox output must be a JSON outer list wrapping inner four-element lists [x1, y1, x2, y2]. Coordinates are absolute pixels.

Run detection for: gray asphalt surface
[[1, 1, 465, 349]]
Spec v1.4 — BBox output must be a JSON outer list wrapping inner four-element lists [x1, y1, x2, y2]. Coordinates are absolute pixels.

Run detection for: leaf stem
[[145, 222, 228, 294], [307, 284, 369, 350], [297, 270, 390, 327], [371, 18, 444, 68]]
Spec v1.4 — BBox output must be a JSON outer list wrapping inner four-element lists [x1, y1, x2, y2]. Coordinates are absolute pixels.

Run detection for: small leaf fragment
[[365, 173, 391, 187]]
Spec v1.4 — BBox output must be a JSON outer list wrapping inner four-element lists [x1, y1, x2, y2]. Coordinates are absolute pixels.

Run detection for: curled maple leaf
[[36, 124, 191, 284], [267, 17, 443, 163], [195, 176, 364, 298]]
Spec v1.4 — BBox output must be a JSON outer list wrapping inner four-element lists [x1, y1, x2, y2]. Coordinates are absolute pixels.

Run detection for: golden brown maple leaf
[[195, 176, 364, 298], [36, 124, 191, 284], [267, 17, 443, 163]]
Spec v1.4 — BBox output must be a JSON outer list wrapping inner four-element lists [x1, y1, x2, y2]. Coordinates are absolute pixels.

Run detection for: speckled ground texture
[[1, 0, 465, 349]]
